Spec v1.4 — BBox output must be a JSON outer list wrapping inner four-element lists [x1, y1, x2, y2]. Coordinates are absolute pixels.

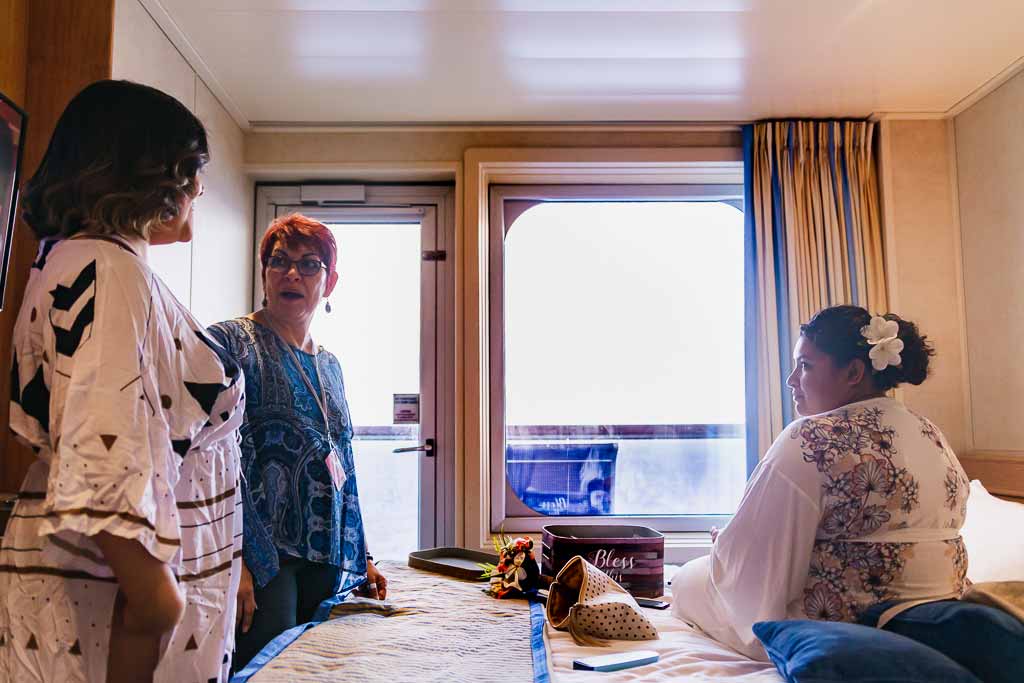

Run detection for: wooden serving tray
[[407, 547, 500, 581]]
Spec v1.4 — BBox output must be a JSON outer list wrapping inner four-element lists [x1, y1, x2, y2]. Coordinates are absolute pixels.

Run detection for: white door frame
[[253, 184, 456, 549]]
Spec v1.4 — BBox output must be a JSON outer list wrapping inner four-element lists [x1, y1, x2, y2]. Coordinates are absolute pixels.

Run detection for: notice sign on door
[[393, 394, 420, 424]]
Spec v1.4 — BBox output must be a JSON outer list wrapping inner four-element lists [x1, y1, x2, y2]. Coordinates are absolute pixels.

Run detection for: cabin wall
[[3, 2, 1019, 501], [954, 68, 1024, 462], [113, 0, 252, 324], [245, 129, 741, 168], [0, 0, 28, 491], [877, 119, 970, 454], [0, 0, 27, 110], [0, 0, 253, 491]]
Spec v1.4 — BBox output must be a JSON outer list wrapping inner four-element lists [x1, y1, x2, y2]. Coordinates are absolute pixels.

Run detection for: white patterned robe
[[672, 397, 970, 660], [1, 238, 245, 682]]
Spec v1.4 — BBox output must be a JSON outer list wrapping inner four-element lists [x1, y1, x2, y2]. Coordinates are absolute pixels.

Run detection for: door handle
[[393, 438, 434, 456]]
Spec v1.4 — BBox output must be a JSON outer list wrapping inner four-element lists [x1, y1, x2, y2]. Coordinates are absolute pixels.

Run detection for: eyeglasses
[[267, 254, 327, 277]]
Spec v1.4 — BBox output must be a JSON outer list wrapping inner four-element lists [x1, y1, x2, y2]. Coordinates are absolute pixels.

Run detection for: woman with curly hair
[[3, 80, 244, 683], [671, 305, 970, 660]]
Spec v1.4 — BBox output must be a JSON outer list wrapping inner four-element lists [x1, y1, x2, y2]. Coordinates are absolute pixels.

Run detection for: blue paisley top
[[207, 318, 367, 592]]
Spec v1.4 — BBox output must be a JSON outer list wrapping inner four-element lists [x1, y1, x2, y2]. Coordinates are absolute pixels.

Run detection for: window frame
[[488, 183, 748, 534]]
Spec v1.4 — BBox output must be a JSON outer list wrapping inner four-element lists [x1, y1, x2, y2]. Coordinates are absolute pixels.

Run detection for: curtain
[[743, 121, 889, 457]]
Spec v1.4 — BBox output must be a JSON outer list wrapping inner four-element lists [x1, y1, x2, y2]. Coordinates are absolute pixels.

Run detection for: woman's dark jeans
[[858, 599, 1024, 683], [232, 556, 337, 672]]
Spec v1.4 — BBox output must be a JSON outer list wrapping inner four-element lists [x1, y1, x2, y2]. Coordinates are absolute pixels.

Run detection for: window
[[489, 185, 750, 533]]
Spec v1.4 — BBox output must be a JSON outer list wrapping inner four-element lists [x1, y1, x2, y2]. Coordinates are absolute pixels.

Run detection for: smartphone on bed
[[635, 597, 670, 610], [573, 650, 659, 671], [630, 593, 671, 610]]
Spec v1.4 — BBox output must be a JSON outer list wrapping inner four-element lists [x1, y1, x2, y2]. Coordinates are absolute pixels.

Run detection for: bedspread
[[239, 561, 545, 683], [545, 608, 783, 682], [234, 560, 784, 682]]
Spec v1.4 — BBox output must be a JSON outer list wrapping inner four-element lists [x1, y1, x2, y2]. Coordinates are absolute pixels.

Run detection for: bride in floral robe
[[672, 306, 969, 660]]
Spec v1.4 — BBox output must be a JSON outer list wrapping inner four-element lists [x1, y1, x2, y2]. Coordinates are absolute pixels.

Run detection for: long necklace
[[263, 313, 347, 490]]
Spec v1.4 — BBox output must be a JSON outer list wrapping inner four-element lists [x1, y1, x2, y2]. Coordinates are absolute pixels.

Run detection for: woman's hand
[[710, 526, 720, 543], [366, 560, 388, 600], [237, 561, 258, 633]]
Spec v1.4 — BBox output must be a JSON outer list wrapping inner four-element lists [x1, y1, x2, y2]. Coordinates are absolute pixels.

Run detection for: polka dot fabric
[[546, 556, 658, 646]]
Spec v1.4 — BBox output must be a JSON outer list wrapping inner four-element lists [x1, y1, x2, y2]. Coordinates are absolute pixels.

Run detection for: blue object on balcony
[[506, 442, 617, 516]]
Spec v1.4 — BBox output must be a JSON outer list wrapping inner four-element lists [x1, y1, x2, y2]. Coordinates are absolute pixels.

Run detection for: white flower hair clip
[[860, 316, 904, 371]]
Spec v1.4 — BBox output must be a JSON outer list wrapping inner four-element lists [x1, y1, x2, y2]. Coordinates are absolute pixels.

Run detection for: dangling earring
[[325, 300, 332, 314]]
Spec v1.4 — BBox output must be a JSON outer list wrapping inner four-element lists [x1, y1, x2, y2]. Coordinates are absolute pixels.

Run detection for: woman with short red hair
[[209, 213, 387, 671]]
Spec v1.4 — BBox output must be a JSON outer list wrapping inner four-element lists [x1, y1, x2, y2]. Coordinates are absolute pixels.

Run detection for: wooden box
[[540, 524, 665, 598]]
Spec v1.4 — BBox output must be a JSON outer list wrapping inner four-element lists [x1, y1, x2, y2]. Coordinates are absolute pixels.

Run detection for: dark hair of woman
[[22, 79, 208, 240], [799, 304, 935, 391]]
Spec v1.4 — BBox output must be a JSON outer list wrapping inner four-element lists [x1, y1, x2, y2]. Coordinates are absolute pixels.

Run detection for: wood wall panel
[[0, 0, 27, 106], [0, 0, 28, 492], [961, 452, 1024, 503], [0, 0, 115, 491]]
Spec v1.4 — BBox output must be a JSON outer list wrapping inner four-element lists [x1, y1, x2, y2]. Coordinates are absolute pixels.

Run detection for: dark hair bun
[[884, 317, 932, 388], [799, 305, 935, 391]]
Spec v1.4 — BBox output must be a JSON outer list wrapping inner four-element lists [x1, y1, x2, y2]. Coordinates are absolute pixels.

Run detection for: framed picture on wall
[[0, 90, 26, 312]]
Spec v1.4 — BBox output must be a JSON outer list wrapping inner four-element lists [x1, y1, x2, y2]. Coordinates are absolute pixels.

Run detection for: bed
[[230, 560, 783, 683], [231, 465, 1023, 683], [232, 561, 546, 683], [544, 593, 782, 682]]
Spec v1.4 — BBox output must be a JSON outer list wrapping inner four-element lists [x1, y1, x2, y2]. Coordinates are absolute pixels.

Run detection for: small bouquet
[[480, 531, 541, 599]]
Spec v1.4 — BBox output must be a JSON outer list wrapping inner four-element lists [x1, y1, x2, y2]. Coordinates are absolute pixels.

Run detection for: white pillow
[[960, 479, 1024, 582]]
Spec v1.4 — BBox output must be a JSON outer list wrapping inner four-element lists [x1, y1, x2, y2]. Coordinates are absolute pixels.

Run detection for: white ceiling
[[152, 0, 1024, 127]]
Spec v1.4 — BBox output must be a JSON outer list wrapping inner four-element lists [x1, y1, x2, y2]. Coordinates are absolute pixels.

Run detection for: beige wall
[[955, 68, 1024, 454], [878, 119, 970, 454], [113, 0, 252, 323], [246, 131, 741, 550], [251, 117, 1024, 524], [113, 0, 194, 302], [246, 129, 739, 167], [192, 80, 253, 324]]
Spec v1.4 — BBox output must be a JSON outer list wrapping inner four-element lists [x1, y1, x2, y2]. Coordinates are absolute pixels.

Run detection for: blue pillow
[[858, 600, 1024, 683], [753, 619, 982, 683]]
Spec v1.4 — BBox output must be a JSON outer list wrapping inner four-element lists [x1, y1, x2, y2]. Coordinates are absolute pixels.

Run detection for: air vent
[[299, 185, 366, 204]]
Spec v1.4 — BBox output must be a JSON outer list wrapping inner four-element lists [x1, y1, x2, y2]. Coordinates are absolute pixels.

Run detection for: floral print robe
[[672, 397, 969, 660]]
